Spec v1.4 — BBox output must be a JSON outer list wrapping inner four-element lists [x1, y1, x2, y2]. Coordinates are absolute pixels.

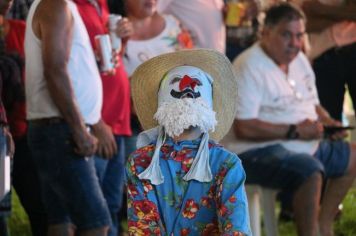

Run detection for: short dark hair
[[264, 2, 305, 27]]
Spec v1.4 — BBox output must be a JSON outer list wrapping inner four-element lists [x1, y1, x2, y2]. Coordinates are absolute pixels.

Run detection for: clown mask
[[154, 66, 217, 138]]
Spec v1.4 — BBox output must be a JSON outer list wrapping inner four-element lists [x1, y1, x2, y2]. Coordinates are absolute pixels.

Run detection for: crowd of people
[[1, 0, 356, 235]]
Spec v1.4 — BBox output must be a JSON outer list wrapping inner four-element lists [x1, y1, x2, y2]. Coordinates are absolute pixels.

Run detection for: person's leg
[[313, 48, 346, 121], [0, 216, 8, 236], [28, 122, 111, 236], [343, 43, 356, 121], [95, 136, 126, 236], [12, 137, 48, 236], [239, 144, 324, 236], [317, 141, 356, 236], [293, 172, 322, 236], [48, 223, 75, 236]]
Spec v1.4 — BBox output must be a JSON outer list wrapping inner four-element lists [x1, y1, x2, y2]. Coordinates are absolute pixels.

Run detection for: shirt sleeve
[[125, 153, 163, 235], [215, 154, 251, 235], [233, 58, 264, 120]]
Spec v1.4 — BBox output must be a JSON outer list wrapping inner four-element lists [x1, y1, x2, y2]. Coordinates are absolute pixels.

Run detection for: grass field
[[7, 188, 356, 236]]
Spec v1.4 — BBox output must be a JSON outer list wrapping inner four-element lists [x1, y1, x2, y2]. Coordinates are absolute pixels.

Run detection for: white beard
[[154, 98, 217, 138]]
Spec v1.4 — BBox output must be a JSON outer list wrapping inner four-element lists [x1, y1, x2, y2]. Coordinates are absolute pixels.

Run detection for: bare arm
[[233, 118, 324, 141], [35, 0, 97, 156]]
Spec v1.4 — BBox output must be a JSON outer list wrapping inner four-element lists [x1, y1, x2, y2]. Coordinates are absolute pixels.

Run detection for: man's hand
[[91, 119, 117, 159], [296, 119, 324, 140], [323, 119, 348, 140], [72, 126, 98, 157]]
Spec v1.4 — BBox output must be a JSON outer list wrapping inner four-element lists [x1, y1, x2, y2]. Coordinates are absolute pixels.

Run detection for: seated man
[[222, 3, 356, 236], [126, 49, 251, 235]]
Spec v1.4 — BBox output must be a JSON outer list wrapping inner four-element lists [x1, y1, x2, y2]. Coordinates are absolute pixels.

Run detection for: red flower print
[[127, 184, 138, 197], [143, 180, 153, 193], [225, 222, 232, 231], [134, 154, 152, 169], [160, 145, 171, 156], [133, 200, 160, 222], [182, 199, 199, 219], [208, 186, 215, 199], [180, 228, 190, 236], [174, 149, 192, 162], [229, 195, 237, 203], [128, 221, 152, 236], [201, 223, 220, 236], [181, 157, 193, 172], [177, 29, 194, 49], [218, 204, 229, 217], [201, 197, 211, 208], [232, 231, 244, 236]]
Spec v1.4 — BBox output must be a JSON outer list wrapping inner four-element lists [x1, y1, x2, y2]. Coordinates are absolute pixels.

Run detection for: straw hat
[[131, 49, 237, 141]]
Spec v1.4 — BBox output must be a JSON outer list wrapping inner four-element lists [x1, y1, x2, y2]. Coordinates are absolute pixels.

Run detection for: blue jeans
[[95, 135, 125, 236], [28, 121, 111, 230], [239, 141, 349, 192], [12, 137, 47, 236]]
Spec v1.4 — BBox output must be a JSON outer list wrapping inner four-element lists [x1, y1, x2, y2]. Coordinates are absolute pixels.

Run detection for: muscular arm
[[233, 119, 290, 141], [35, 0, 97, 156]]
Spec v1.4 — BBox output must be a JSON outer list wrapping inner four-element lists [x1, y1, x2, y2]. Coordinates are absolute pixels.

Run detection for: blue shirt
[[126, 138, 251, 235]]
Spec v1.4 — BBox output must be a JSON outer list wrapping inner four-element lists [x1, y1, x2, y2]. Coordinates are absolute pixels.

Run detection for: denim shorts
[[239, 140, 350, 192], [28, 121, 111, 230]]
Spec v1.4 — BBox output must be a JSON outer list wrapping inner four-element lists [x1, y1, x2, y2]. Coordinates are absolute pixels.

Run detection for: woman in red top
[[74, 0, 132, 235]]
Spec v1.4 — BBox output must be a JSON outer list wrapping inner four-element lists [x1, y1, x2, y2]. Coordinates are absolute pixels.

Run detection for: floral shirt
[[126, 138, 251, 236]]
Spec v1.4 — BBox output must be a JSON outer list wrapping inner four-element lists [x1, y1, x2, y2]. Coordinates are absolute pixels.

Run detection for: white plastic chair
[[245, 185, 279, 236]]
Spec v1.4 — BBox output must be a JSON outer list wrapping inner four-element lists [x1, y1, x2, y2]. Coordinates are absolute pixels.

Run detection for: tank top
[[25, 0, 102, 125]]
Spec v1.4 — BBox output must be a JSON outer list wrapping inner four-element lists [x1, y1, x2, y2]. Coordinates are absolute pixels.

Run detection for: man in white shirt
[[223, 3, 356, 236]]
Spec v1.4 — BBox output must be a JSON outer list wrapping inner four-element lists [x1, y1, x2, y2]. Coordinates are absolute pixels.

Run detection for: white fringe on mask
[[137, 98, 216, 185], [154, 98, 217, 138]]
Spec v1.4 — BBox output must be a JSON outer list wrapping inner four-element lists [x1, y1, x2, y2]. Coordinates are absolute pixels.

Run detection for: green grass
[[273, 188, 356, 236], [8, 191, 32, 236], [7, 189, 356, 236]]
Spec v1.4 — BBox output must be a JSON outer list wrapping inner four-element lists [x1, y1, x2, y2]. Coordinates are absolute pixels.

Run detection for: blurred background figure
[[157, 0, 225, 52], [224, 0, 260, 61], [73, 0, 132, 235], [0, 0, 47, 235], [120, 0, 193, 167], [6, 0, 33, 19], [122, 0, 193, 76], [301, 0, 356, 122]]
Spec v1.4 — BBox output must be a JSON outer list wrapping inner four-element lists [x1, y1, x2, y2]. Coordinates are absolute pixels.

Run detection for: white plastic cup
[[95, 34, 114, 72], [108, 14, 122, 52]]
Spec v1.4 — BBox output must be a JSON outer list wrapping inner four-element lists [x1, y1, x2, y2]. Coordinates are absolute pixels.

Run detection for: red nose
[[179, 75, 197, 91]]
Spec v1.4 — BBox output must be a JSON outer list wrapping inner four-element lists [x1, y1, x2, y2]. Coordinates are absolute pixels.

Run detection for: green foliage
[[8, 191, 32, 236]]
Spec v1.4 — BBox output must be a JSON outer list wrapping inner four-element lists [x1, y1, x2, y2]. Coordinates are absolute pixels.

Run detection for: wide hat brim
[[131, 49, 237, 141]]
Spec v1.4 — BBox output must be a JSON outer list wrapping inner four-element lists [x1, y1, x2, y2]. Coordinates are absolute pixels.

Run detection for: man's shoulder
[[232, 43, 267, 70], [35, 0, 71, 20]]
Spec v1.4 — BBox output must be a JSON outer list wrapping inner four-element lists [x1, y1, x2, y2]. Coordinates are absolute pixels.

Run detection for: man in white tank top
[[25, 0, 110, 235]]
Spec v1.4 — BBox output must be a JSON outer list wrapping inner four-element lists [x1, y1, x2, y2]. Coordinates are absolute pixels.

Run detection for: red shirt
[[75, 0, 131, 136], [5, 20, 26, 139]]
